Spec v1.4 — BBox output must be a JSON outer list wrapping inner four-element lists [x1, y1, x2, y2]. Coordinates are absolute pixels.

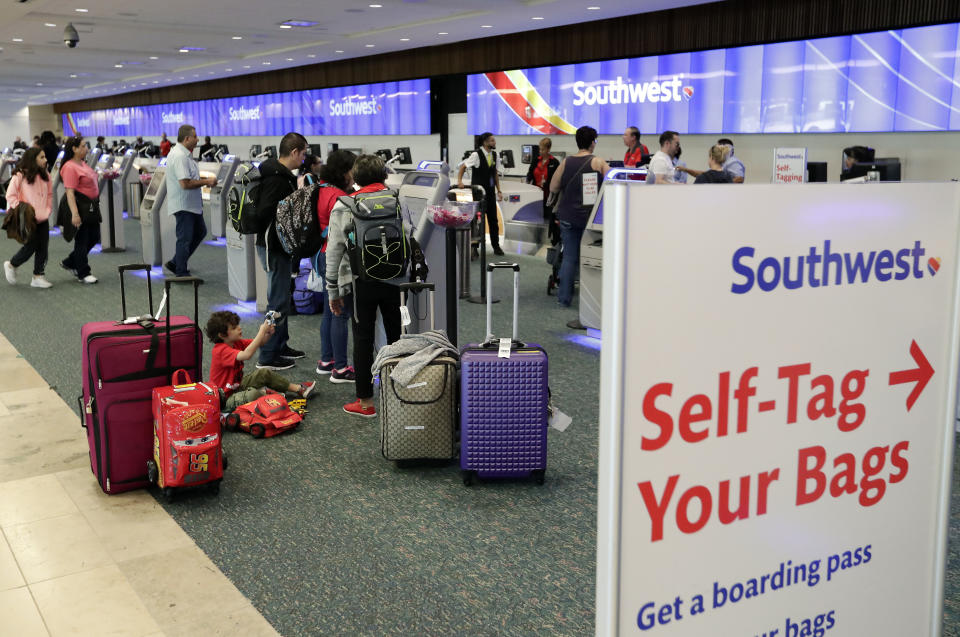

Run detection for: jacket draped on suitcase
[[80, 266, 204, 494]]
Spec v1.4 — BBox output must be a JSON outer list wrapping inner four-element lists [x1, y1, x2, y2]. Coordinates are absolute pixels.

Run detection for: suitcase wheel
[[461, 470, 476, 487], [532, 469, 546, 486], [249, 423, 266, 438], [209, 481, 220, 496], [223, 413, 240, 431], [222, 453, 228, 471], [146, 460, 158, 485]]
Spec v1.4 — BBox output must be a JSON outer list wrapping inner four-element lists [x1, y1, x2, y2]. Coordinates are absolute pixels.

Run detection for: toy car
[[223, 393, 302, 438]]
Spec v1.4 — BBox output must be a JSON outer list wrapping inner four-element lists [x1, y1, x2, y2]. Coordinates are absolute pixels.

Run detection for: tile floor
[[0, 332, 279, 637]]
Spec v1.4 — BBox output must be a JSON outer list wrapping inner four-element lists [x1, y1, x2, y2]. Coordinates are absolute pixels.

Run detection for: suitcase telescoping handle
[[398, 281, 435, 333], [117, 263, 154, 320], [485, 262, 520, 345], [164, 277, 204, 382]]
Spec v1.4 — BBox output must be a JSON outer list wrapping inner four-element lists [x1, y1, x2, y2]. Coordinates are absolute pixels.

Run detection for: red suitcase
[[148, 369, 224, 499], [80, 266, 204, 494]]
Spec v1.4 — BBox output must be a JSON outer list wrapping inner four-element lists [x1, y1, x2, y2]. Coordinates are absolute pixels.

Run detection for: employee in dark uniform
[[456, 132, 504, 255]]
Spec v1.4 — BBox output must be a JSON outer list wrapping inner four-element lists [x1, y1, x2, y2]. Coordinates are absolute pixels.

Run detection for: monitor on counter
[[499, 149, 515, 169], [215, 161, 233, 183], [375, 149, 393, 162], [394, 147, 412, 164], [842, 159, 901, 182], [309, 144, 324, 159], [807, 162, 828, 183], [327, 142, 339, 153], [263, 146, 278, 159], [249, 144, 262, 158], [521, 145, 537, 164]]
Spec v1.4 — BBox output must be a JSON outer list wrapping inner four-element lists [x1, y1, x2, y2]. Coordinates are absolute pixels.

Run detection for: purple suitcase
[[460, 263, 548, 485], [80, 265, 204, 494]]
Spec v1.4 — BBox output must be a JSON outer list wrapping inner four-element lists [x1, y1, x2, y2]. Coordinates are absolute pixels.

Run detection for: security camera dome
[[64, 23, 79, 48]]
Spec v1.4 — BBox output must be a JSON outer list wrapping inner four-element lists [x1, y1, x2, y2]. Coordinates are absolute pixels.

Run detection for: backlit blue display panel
[[63, 80, 431, 137], [468, 23, 960, 134]]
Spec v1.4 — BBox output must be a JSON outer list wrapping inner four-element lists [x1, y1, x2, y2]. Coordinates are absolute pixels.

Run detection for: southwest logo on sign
[[329, 96, 380, 116], [683, 86, 694, 101], [730, 240, 931, 294], [571, 75, 685, 106], [229, 106, 262, 121]]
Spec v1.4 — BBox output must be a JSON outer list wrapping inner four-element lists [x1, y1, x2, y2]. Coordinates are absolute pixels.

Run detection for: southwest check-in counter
[[579, 167, 648, 330]]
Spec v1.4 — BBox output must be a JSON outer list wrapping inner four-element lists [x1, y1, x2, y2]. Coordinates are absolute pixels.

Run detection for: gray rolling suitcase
[[379, 282, 458, 463]]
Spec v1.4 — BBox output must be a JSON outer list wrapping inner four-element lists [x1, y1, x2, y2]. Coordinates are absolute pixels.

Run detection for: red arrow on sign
[[888, 340, 934, 411]]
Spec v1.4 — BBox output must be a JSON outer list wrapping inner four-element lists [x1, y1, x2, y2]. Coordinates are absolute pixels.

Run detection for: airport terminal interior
[[1, 0, 960, 635]]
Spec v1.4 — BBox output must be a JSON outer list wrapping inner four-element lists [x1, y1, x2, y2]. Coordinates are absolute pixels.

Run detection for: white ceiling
[[0, 0, 716, 107]]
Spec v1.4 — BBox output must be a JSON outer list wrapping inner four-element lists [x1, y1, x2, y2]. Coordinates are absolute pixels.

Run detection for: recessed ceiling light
[[532, 16, 544, 20], [69, 74, 77, 78], [12, 38, 23, 42], [280, 24, 293, 29], [481, 25, 492, 28], [226, 68, 232, 71], [307, 54, 316, 58], [281, 19, 318, 27], [149, 56, 158, 60], [36, 83, 42, 86], [178, 76, 184, 79], [75, 8, 88, 12], [243, 65, 251, 68], [262, 61, 271, 65], [233, 36, 242, 40], [44, 23, 57, 27], [153, 80, 158, 83], [114, 64, 123, 68], [400, 38, 410, 41], [438, 32, 448, 35], [369, 3, 382, 6], [365, 44, 375, 48], [587, 6, 600, 9], [179, 48, 189, 53], [193, 74, 199, 77], [286, 57, 294, 61], [208, 71, 214, 74], [335, 50, 344, 53]]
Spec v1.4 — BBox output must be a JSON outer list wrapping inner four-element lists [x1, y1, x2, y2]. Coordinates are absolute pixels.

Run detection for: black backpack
[[228, 164, 265, 234], [339, 190, 409, 282]]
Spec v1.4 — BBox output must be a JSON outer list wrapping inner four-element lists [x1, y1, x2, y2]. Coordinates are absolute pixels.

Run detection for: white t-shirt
[[649, 151, 676, 183]]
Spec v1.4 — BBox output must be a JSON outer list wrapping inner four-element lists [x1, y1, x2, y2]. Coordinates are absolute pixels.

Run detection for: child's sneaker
[[330, 366, 355, 384], [343, 399, 376, 418], [299, 381, 316, 399], [30, 275, 53, 289], [315, 360, 335, 375]]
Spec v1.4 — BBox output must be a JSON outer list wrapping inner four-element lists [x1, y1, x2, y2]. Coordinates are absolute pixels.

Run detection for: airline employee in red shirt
[[623, 126, 649, 167], [525, 137, 560, 239]]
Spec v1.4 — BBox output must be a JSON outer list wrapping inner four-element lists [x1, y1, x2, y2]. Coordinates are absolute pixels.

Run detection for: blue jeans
[[173, 211, 206, 276], [318, 251, 352, 368], [257, 244, 291, 363], [63, 219, 100, 278], [557, 220, 584, 307]]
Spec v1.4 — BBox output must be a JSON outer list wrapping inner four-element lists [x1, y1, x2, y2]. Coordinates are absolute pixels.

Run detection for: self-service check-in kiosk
[[229, 163, 258, 301], [397, 161, 452, 336], [139, 159, 176, 266], [50, 151, 65, 213], [578, 167, 648, 330], [99, 149, 137, 252], [85, 147, 102, 169], [209, 155, 239, 239]]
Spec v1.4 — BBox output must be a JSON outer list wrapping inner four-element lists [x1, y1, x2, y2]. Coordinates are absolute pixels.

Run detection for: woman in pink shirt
[[59, 137, 101, 284], [3, 147, 54, 288]]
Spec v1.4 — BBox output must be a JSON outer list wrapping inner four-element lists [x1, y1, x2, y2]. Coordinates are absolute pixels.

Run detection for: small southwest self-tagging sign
[[772, 148, 808, 184], [597, 182, 960, 636]]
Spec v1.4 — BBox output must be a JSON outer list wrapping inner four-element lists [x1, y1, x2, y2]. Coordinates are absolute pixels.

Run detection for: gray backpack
[[339, 190, 409, 282]]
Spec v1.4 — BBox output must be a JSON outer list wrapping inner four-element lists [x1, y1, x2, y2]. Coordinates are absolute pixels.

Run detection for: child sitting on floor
[[206, 311, 315, 411]]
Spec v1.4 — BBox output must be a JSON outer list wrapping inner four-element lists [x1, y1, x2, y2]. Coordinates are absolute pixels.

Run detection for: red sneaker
[[343, 399, 376, 418]]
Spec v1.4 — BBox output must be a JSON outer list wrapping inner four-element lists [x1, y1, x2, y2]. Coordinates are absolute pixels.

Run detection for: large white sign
[[597, 183, 960, 636], [772, 148, 808, 184]]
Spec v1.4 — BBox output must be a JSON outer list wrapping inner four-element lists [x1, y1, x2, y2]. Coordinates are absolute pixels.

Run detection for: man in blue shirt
[[164, 124, 216, 277], [717, 137, 745, 183]]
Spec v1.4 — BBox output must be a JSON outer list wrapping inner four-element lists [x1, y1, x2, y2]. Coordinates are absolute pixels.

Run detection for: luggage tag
[[548, 401, 572, 432], [399, 305, 411, 327], [498, 338, 512, 359]]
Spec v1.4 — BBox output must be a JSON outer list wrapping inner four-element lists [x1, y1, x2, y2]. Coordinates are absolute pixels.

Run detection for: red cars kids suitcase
[[459, 263, 549, 485], [149, 369, 224, 499], [80, 266, 204, 494]]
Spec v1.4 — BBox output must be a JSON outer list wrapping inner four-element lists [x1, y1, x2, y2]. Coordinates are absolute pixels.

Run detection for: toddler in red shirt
[[206, 311, 316, 411]]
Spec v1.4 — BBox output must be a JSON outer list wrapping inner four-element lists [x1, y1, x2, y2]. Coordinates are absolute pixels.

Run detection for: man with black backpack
[[254, 132, 308, 370], [325, 154, 407, 418]]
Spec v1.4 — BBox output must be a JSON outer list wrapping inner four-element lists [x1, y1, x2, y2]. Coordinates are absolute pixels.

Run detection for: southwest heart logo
[[927, 257, 941, 276], [682, 86, 694, 101]]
